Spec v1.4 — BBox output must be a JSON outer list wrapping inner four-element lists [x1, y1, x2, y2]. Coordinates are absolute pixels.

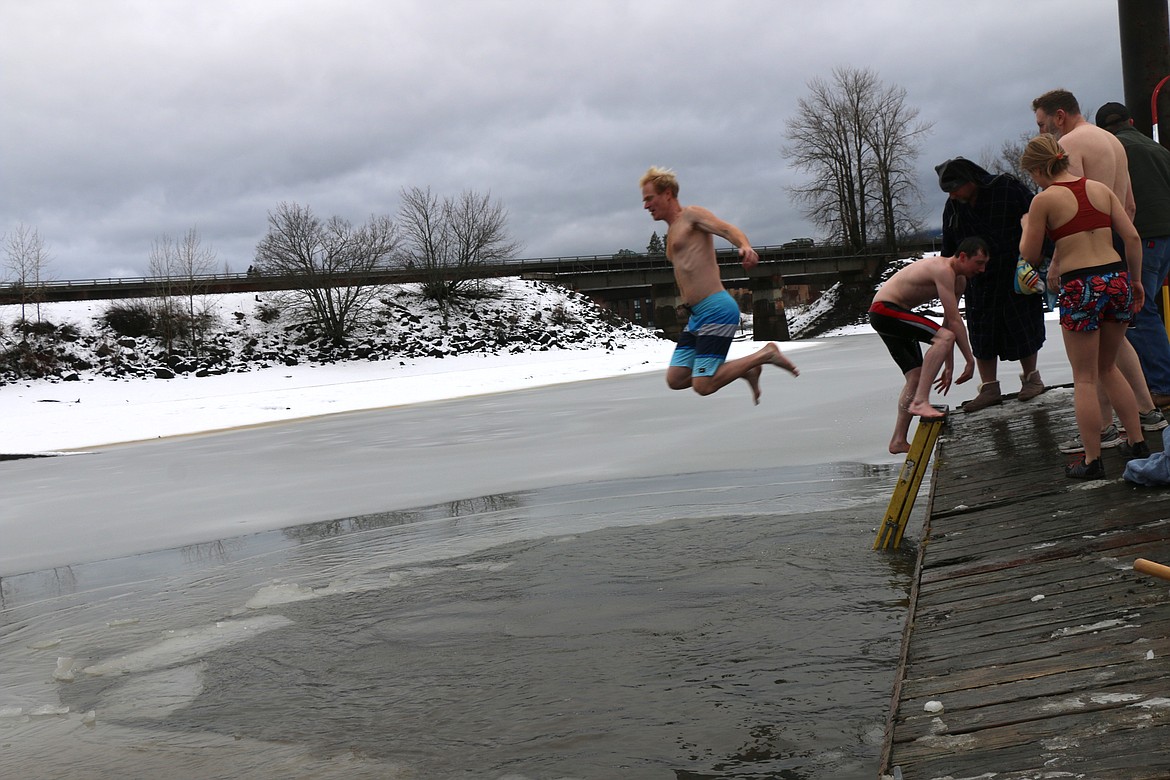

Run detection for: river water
[[0, 326, 1076, 779], [1, 465, 912, 779]]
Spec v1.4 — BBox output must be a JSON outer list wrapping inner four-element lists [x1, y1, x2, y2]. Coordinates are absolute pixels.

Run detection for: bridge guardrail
[[0, 241, 936, 303]]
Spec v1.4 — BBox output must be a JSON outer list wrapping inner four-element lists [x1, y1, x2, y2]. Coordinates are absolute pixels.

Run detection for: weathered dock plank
[[881, 390, 1170, 779]]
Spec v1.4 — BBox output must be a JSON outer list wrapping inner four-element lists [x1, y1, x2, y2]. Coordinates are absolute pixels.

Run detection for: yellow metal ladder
[[873, 410, 946, 551]]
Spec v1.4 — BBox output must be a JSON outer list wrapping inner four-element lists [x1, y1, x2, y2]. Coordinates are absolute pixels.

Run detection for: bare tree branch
[[149, 228, 218, 354], [783, 67, 932, 252], [255, 202, 399, 345], [3, 223, 52, 325], [398, 186, 521, 312]]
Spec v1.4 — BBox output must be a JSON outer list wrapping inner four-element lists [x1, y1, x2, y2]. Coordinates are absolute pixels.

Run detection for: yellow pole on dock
[[1162, 282, 1169, 334], [873, 411, 946, 551]]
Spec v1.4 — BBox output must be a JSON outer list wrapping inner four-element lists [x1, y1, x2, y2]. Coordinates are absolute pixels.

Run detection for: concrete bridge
[[2, 241, 929, 340], [523, 244, 902, 340]]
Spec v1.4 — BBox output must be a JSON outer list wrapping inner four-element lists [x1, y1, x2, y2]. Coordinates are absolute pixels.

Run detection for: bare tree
[[785, 78, 857, 250], [3, 223, 52, 325], [398, 186, 521, 311], [783, 66, 932, 252], [979, 132, 1039, 194], [865, 81, 931, 247], [255, 202, 399, 344], [149, 227, 218, 354]]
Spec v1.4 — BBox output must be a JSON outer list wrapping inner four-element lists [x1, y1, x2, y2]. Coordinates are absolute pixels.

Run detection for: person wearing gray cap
[[1097, 101, 1170, 409], [935, 156, 1046, 412]]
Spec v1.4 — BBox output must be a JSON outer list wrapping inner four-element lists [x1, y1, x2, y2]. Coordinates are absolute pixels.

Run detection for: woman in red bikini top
[[1018, 134, 1141, 289], [1017, 133, 1146, 479]]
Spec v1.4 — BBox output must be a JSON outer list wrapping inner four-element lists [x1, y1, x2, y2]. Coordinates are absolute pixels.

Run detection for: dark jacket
[[1115, 126, 1170, 238], [938, 160, 1045, 361]]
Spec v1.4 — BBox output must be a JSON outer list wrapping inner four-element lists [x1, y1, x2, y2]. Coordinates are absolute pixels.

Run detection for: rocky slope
[[0, 279, 661, 385]]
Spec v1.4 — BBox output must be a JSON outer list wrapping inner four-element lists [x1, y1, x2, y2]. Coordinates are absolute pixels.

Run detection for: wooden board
[[880, 392, 1170, 778]]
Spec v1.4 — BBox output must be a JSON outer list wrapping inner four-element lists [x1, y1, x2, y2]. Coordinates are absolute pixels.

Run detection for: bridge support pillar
[[750, 276, 790, 342], [651, 283, 685, 339]]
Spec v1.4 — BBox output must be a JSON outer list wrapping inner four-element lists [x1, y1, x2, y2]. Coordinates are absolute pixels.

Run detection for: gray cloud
[[1, 0, 1128, 279]]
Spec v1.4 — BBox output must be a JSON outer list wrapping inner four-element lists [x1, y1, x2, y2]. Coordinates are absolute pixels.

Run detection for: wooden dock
[[880, 388, 1170, 779]]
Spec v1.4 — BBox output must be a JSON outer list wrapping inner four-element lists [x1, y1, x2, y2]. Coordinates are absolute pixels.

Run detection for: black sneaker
[[1122, 440, 1152, 460], [1065, 457, 1105, 479]]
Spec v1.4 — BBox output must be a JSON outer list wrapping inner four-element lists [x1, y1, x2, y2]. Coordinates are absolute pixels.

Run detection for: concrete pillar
[[750, 275, 791, 341], [652, 282, 684, 339], [752, 297, 776, 341], [775, 301, 792, 341]]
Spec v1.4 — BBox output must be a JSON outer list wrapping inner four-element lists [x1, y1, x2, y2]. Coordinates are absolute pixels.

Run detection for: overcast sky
[[1, 0, 1131, 280]]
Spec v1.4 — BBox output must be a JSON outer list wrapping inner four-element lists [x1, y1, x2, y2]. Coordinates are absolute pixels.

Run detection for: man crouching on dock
[[640, 166, 798, 404], [869, 237, 989, 453]]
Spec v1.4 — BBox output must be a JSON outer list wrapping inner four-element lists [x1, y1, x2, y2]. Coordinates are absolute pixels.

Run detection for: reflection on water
[[0, 463, 913, 779]]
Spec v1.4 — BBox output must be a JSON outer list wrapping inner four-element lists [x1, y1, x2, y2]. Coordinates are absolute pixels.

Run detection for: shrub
[[256, 302, 282, 323], [154, 308, 194, 342], [0, 342, 59, 378], [549, 303, 578, 327], [13, 318, 59, 337], [103, 301, 156, 337]]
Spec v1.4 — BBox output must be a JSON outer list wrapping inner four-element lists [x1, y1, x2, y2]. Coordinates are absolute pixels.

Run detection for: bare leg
[[743, 365, 762, 404], [1100, 322, 1145, 446], [666, 365, 693, 391], [890, 369, 920, 454], [905, 328, 955, 420], [1063, 328, 1104, 463], [1097, 338, 1156, 424], [691, 342, 798, 403]]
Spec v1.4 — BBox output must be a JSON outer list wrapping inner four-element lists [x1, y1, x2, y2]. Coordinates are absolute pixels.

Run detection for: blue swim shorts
[[670, 290, 741, 377]]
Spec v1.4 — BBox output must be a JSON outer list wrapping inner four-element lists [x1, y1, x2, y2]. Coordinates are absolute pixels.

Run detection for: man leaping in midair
[[640, 166, 798, 404]]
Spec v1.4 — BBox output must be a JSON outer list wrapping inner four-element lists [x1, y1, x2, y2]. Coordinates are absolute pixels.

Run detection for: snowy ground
[[1, 282, 842, 453], [1, 256, 1029, 455]]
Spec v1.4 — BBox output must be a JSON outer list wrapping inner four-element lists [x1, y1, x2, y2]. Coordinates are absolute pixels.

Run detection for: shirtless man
[[640, 166, 797, 403], [869, 238, 988, 453], [1033, 89, 1134, 222], [1032, 89, 1165, 451]]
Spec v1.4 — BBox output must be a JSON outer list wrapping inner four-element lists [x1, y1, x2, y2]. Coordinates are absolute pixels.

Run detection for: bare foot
[[889, 439, 911, 455], [744, 365, 762, 405], [907, 400, 945, 420], [762, 343, 799, 376]]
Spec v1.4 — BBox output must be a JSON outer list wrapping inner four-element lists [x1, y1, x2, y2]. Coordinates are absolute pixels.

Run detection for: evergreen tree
[[647, 231, 665, 255]]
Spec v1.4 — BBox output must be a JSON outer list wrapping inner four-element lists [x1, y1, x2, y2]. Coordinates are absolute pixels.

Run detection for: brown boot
[[961, 380, 1002, 412], [1018, 370, 1045, 401]]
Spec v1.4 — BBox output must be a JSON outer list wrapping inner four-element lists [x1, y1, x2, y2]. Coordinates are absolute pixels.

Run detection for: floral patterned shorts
[[1058, 263, 1132, 332]]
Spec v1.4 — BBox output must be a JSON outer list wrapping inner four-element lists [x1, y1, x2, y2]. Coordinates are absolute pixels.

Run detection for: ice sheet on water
[[0, 713, 411, 779], [83, 614, 292, 676], [52, 657, 77, 682], [242, 562, 516, 612], [98, 663, 206, 719], [244, 582, 318, 609]]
